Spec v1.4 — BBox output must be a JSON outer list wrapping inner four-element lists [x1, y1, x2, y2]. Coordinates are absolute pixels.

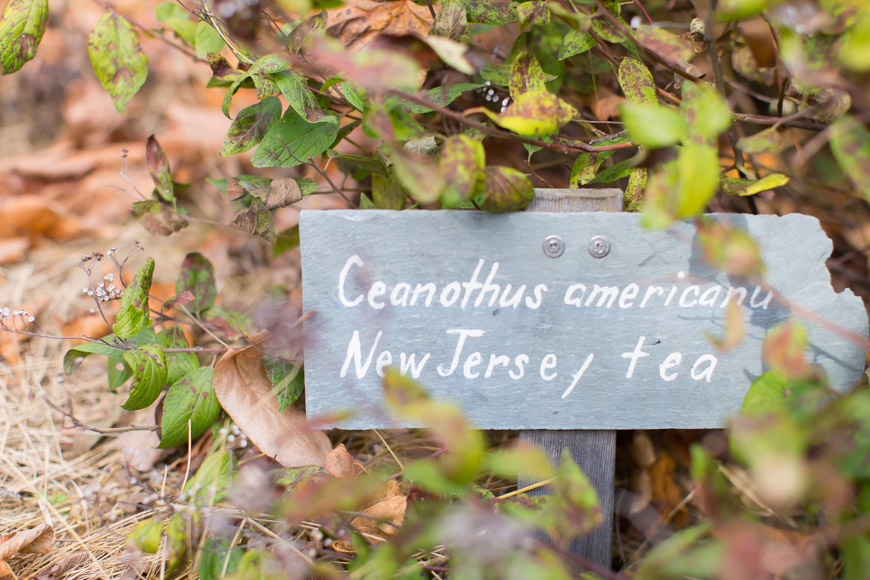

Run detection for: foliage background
[[1, 0, 870, 578]]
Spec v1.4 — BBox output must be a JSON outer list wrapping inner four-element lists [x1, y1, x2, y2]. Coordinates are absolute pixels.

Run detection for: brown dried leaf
[[264, 178, 303, 209], [214, 337, 332, 467], [350, 480, 407, 537], [33, 551, 88, 580], [0, 523, 55, 576], [327, 0, 436, 49], [325, 443, 355, 478]]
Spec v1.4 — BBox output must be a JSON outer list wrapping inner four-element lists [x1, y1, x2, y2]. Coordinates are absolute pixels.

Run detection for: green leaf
[[340, 82, 366, 111], [621, 103, 687, 148], [716, 0, 769, 21], [830, 116, 870, 200], [483, 90, 577, 137], [741, 370, 789, 415], [145, 135, 174, 202], [263, 357, 304, 411], [121, 344, 168, 411], [625, 167, 647, 211], [634, 523, 720, 579], [676, 142, 719, 216], [155, 2, 196, 44], [88, 12, 149, 113], [0, 0, 48, 75], [156, 327, 199, 385], [158, 367, 219, 448], [464, 0, 518, 25], [440, 134, 485, 206], [113, 258, 154, 339], [372, 172, 407, 210], [200, 538, 243, 580], [221, 96, 282, 156], [184, 450, 236, 506], [722, 173, 789, 196], [275, 71, 327, 123], [108, 352, 132, 391], [840, 14, 870, 73], [128, 519, 163, 554], [509, 54, 546, 99], [570, 152, 613, 187], [195, 20, 225, 58], [131, 200, 188, 236], [389, 147, 445, 204], [402, 83, 483, 114], [558, 29, 596, 60], [551, 449, 601, 537], [618, 57, 656, 104], [737, 126, 781, 154], [681, 81, 732, 141], [273, 226, 300, 257], [251, 109, 338, 168], [480, 166, 534, 212], [403, 458, 469, 496], [64, 339, 123, 376], [233, 199, 275, 242]]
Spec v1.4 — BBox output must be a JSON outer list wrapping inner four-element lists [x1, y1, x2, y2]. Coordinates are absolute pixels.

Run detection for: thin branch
[[42, 395, 158, 434]]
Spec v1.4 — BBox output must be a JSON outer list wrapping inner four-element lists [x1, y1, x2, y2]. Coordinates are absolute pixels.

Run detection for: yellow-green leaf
[[88, 12, 149, 113]]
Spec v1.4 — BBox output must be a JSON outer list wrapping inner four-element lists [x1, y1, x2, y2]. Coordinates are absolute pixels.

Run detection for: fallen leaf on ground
[[325, 444, 355, 478], [0, 523, 56, 577], [214, 333, 332, 467], [350, 479, 407, 538], [327, 0, 436, 49], [33, 550, 88, 580], [0, 195, 84, 241]]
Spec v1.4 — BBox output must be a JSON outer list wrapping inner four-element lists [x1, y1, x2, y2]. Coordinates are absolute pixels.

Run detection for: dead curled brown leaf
[[327, 0, 437, 49], [0, 523, 56, 578], [325, 443, 355, 478], [350, 479, 407, 538], [214, 334, 332, 468]]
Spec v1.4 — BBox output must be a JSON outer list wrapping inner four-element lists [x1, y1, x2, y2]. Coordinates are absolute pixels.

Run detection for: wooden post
[[520, 188, 623, 570]]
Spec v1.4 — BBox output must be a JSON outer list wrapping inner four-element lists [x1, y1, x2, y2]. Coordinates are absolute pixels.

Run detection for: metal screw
[[543, 235, 564, 258], [588, 235, 610, 258]]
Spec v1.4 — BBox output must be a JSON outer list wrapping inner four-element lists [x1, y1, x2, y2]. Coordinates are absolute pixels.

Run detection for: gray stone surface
[[300, 210, 868, 429]]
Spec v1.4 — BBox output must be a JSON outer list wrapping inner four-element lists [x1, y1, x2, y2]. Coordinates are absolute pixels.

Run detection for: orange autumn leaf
[[327, 0, 437, 49]]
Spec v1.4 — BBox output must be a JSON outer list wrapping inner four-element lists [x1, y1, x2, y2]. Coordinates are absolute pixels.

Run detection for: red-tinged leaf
[[633, 25, 701, 77], [220, 96, 283, 156], [131, 200, 188, 236], [708, 301, 745, 351], [509, 53, 546, 99], [309, 37, 420, 92], [162, 291, 195, 312], [177, 253, 217, 316], [146, 135, 174, 202], [697, 220, 766, 280], [762, 319, 809, 378], [213, 333, 332, 467], [480, 166, 534, 212]]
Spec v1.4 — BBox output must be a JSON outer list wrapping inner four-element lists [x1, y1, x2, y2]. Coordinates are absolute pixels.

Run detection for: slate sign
[[300, 210, 868, 430]]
